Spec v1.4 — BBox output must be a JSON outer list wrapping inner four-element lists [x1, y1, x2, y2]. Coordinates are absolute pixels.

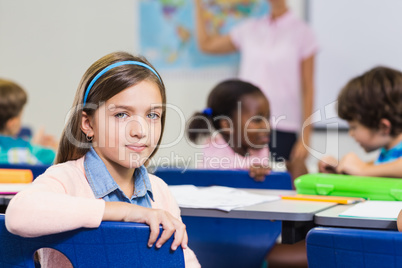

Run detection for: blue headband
[[83, 60, 162, 106]]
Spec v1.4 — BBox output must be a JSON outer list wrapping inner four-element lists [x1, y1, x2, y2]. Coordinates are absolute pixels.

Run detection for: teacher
[[195, 0, 318, 180]]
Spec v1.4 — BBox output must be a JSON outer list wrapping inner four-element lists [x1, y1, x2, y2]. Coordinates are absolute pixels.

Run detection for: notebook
[[339, 201, 402, 220], [0, 183, 31, 194]]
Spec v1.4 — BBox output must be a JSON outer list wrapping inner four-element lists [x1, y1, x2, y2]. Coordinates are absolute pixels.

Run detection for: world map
[[139, 0, 269, 70]]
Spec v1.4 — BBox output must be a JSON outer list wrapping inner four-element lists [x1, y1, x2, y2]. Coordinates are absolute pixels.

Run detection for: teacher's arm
[[291, 54, 315, 160], [195, 0, 237, 54]]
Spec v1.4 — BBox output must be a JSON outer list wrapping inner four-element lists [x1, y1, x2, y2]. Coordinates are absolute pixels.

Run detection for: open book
[[168, 185, 280, 212], [339, 201, 402, 220]]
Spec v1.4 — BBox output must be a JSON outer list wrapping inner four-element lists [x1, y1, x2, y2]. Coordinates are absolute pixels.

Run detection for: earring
[[86, 134, 93, 142]]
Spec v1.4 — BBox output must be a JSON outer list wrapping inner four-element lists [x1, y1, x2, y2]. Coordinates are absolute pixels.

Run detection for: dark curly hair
[[338, 66, 402, 136]]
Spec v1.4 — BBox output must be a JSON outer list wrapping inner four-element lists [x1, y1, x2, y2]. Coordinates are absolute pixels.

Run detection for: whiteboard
[[308, 0, 402, 129]]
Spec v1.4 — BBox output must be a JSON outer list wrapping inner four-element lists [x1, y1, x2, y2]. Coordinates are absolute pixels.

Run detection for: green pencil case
[[294, 173, 402, 201]]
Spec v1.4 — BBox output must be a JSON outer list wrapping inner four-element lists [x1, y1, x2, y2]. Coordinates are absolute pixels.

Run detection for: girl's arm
[[6, 174, 187, 251], [5, 181, 105, 237], [337, 152, 402, 177], [195, 0, 237, 54], [103, 202, 188, 251]]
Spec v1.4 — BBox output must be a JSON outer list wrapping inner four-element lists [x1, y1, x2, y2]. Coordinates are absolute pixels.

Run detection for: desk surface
[[314, 204, 397, 230], [180, 189, 338, 222]]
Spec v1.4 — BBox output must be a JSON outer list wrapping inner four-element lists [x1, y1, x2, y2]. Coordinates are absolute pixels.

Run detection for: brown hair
[[338, 66, 402, 136], [56, 51, 166, 164], [0, 79, 27, 131]]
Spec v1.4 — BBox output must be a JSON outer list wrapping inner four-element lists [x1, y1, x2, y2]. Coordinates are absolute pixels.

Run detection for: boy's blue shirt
[[0, 135, 55, 165], [375, 140, 402, 165], [84, 147, 154, 207]]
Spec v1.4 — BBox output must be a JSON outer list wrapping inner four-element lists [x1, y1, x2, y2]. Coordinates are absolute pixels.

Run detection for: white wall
[[0, 0, 373, 171]]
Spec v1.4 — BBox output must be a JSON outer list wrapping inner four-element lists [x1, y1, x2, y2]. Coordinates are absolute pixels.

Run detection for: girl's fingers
[[155, 214, 176, 248], [181, 229, 189, 249], [171, 221, 186, 251], [147, 220, 161, 248]]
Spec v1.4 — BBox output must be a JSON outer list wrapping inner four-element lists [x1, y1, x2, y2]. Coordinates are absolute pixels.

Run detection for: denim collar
[[84, 147, 154, 202]]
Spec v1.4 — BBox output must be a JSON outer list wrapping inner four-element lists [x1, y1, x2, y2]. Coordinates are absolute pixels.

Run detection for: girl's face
[[88, 80, 163, 170], [233, 93, 270, 151], [348, 120, 389, 152]]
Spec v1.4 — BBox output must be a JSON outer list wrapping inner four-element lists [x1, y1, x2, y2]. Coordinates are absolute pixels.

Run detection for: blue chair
[[0, 214, 184, 268], [0, 164, 50, 179], [154, 169, 292, 190], [306, 227, 402, 268], [154, 169, 288, 268], [184, 216, 281, 268]]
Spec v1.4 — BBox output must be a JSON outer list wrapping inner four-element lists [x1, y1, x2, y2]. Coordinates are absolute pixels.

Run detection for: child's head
[[338, 66, 402, 151], [0, 79, 27, 136], [57, 52, 166, 167], [188, 79, 270, 151]]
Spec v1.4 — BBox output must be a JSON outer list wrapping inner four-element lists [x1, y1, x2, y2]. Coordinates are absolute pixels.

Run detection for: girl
[[187, 79, 271, 181], [187, 79, 307, 267], [195, 0, 317, 179], [5, 52, 200, 267]]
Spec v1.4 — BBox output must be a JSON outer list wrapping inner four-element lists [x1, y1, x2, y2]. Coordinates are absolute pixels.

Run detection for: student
[[187, 79, 307, 267], [319, 66, 402, 177], [5, 52, 200, 267], [0, 79, 56, 165], [188, 79, 271, 181], [195, 0, 318, 179]]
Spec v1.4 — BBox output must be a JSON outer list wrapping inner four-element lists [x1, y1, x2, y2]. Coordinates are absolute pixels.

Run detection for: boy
[[319, 66, 402, 177], [0, 78, 56, 165]]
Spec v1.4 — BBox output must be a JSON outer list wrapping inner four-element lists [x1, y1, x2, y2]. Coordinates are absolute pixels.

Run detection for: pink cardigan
[[5, 157, 200, 268]]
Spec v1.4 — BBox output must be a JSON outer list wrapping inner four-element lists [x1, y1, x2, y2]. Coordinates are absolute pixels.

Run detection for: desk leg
[[281, 220, 315, 244]]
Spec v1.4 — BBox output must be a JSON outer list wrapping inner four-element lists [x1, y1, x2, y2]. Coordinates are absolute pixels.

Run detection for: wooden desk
[[314, 204, 397, 230], [179, 189, 338, 243]]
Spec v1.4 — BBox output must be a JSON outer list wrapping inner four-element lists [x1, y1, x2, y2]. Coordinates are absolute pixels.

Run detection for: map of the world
[[139, 0, 269, 70]]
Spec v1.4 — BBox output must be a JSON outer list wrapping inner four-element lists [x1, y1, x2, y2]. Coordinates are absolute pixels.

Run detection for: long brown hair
[[56, 51, 166, 164]]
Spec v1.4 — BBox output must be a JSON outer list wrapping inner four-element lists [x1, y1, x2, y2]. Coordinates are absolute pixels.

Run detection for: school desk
[[314, 204, 398, 230], [179, 189, 339, 244]]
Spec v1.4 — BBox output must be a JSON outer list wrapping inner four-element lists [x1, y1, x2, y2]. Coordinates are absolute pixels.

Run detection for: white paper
[[168, 185, 280, 212], [339, 201, 402, 220], [0, 183, 30, 194]]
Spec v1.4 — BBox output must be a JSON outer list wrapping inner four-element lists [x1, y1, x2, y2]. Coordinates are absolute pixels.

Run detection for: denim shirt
[[375, 141, 402, 165], [84, 147, 154, 207]]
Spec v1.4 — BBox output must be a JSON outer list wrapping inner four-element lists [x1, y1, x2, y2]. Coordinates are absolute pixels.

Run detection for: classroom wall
[[0, 0, 374, 171]]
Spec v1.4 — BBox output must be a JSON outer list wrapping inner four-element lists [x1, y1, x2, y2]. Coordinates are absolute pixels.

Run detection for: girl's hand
[[249, 164, 271, 182], [103, 202, 188, 251], [318, 155, 338, 173]]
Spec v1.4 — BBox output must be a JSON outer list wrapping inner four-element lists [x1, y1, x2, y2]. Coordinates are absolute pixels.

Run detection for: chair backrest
[[154, 169, 292, 190], [0, 214, 184, 268], [306, 227, 402, 268], [0, 164, 50, 179], [183, 216, 281, 268]]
